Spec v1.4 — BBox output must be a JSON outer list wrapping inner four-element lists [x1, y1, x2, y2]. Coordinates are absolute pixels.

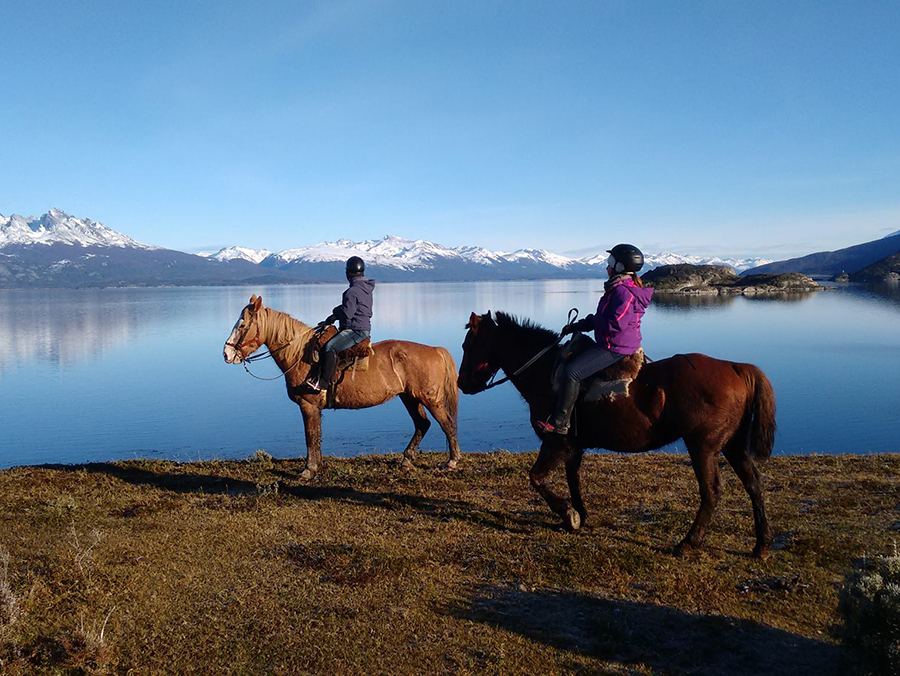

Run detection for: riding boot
[[319, 349, 338, 387], [549, 378, 580, 433]]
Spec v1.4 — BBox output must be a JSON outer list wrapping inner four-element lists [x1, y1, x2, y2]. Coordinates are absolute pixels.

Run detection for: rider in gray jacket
[[306, 256, 374, 391]]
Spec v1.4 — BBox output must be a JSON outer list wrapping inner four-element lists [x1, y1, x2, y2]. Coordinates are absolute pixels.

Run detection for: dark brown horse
[[224, 295, 461, 480], [458, 311, 776, 558]]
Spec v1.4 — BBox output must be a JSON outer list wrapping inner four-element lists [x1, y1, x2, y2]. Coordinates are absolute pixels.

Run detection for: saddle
[[553, 333, 645, 402], [312, 325, 375, 384]]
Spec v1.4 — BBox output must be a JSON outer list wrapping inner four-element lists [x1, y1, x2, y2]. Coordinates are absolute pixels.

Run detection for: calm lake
[[2, 280, 899, 468]]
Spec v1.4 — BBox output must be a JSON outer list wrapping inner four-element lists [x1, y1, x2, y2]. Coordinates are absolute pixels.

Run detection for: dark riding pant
[[320, 329, 370, 385], [550, 345, 626, 433]]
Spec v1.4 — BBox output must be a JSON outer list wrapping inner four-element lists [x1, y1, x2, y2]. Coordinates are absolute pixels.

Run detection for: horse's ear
[[252, 295, 263, 311], [485, 310, 492, 320], [468, 312, 481, 332], [249, 294, 258, 305]]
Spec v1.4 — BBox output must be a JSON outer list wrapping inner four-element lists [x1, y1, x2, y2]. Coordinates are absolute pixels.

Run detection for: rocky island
[[642, 264, 821, 295], [849, 252, 900, 283]]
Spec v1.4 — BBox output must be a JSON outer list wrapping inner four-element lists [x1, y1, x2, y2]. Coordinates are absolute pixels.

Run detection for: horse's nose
[[457, 375, 471, 394]]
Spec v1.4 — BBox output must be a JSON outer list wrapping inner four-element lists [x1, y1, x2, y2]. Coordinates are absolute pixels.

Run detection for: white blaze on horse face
[[223, 314, 243, 364]]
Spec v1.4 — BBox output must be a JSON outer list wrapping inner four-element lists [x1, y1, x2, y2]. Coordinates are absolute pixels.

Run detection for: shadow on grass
[[448, 586, 845, 675], [38, 461, 542, 534], [39, 461, 260, 495]]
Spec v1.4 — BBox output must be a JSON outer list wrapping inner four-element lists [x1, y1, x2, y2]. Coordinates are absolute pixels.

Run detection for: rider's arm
[[335, 287, 358, 326], [569, 315, 594, 333], [598, 287, 633, 342]]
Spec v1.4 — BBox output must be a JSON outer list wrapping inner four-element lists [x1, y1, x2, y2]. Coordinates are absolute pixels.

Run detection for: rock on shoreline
[[642, 264, 821, 295]]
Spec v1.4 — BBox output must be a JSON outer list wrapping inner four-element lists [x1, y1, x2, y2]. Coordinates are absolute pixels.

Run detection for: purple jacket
[[333, 277, 375, 331], [573, 276, 653, 354]]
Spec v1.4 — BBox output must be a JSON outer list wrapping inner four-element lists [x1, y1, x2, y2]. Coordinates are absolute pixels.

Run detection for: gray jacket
[[333, 277, 375, 331]]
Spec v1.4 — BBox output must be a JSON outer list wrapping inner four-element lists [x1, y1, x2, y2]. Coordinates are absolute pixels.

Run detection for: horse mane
[[493, 312, 559, 351], [262, 306, 315, 363]]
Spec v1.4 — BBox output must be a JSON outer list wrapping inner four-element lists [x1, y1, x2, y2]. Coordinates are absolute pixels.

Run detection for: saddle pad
[[337, 353, 371, 373]]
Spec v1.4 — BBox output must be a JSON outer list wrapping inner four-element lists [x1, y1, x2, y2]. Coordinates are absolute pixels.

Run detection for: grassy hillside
[[2, 452, 898, 674]]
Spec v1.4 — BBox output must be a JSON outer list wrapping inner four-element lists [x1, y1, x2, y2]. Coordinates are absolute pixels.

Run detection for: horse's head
[[223, 295, 265, 364], [458, 311, 502, 394]]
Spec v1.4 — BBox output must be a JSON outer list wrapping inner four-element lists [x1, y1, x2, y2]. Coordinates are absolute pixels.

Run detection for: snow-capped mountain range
[[1, 209, 773, 288], [199, 235, 770, 273], [0, 208, 157, 250]]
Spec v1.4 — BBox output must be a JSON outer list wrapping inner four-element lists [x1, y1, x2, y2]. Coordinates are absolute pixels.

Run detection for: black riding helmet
[[606, 244, 644, 273], [346, 256, 365, 278]]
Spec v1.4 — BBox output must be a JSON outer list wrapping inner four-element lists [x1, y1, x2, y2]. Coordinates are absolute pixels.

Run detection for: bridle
[[466, 308, 577, 393], [472, 338, 561, 392], [227, 311, 316, 382]]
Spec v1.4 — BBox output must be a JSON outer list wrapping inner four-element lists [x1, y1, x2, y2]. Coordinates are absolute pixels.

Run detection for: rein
[[237, 326, 317, 382], [478, 307, 578, 392], [480, 337, 561, 391]]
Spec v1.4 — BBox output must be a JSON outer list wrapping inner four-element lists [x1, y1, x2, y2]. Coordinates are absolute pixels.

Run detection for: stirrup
[[305, 378, 323, 392], [536, 419, 567, 435]]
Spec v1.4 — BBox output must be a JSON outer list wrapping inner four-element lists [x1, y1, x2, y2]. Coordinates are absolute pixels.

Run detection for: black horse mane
[[493, 312, 559, 351]]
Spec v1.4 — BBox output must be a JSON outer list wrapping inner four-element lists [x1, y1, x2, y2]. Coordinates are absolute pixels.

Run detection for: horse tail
[[744, 364, 776, 463], [437, 347, 459, 431]]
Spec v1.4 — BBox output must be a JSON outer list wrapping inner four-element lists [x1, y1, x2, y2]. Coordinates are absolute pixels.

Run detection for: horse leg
[[298, 400, 323, 481], [723, 442, 774, 559], [422, 400, 462, 470], [398, 393, 430, 470], [530, 439, 580, 532], [675, 441, 722, 556], [564, 447, 588, 527]]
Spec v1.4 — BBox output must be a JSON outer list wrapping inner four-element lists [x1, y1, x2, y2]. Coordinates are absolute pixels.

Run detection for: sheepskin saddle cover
[[582, 348, 645, 402]]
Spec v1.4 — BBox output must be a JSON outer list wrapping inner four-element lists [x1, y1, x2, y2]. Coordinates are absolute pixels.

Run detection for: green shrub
[[247, 449, 274, 470], [840, 552, 900, 675]]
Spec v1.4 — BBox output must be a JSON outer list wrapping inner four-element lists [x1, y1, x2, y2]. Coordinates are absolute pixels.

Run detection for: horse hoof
[[752, 545, 771, 561], [299, 468, 316, 482], [443, 459, 459, 471], [564, 508, 581, 532], [673, 542, 691, 558], [400, 458, 415, 472]]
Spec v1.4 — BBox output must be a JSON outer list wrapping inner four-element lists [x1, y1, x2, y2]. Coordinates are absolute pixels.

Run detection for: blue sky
[[1, 0, 898, 258]]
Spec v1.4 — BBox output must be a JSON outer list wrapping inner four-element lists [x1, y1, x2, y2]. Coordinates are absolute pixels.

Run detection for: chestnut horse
[[458, 311, 776, 558], [223, 295, 461, 480]]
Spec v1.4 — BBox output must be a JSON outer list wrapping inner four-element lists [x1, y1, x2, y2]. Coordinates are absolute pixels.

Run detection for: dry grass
[[0, 452, 898, 674]]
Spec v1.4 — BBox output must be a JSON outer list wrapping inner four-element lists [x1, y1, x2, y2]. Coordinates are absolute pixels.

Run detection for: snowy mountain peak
[[0, 209, 158, 250], [201, 246, 273, 264]]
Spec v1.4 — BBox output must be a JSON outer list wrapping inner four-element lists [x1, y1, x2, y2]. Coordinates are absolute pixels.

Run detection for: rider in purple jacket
[[537, 244, 653, 435]]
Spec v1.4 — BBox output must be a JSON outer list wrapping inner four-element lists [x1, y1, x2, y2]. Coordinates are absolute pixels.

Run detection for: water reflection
[[651, 290, 821, 312], [651, 293, 736, 311], [0, 289, 163, 373], [1, 281, 899, 467], [857, 283, 900, 310], [741, 292, 819, 304]]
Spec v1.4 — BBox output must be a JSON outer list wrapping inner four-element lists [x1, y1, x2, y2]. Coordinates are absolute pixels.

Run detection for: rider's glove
[[316, 315, 337, 330]]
